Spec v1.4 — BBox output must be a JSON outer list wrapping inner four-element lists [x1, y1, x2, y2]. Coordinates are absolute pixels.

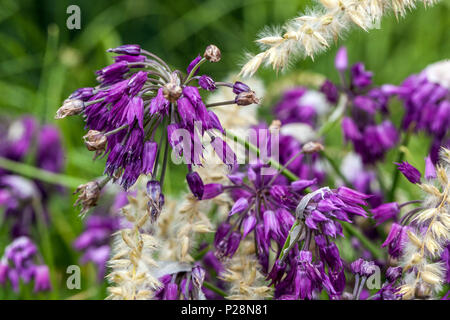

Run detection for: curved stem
[[225, 129, 298, 182], [0, 156, 87, 189]]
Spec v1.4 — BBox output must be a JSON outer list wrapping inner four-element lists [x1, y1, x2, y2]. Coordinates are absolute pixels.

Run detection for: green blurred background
[[0, 0, 448, 299]]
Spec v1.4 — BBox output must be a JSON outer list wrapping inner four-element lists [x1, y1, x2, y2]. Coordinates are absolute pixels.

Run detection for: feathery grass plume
[[156, 193, 217, 263], [398, 148, 450, 299], [240, 0, 440, 77], [220, 238, 273, 300], [106, 188, 161, 300]]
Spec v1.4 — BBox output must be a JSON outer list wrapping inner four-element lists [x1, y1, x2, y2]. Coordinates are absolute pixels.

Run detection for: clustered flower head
[[0, 237, 51, 293], [205, 151, 374, 299], [240, 0, 440, 77], [57, 44, 260, 215]]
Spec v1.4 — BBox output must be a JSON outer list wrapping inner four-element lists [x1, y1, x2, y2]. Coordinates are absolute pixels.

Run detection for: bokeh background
[[0, 0, 448, 299]]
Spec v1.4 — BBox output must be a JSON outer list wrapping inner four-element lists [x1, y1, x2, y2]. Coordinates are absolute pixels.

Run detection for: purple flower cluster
[[396, 64, 450, 163], [58, 44, 258, 214], [0, 237, 51, 293], [204, 156, 372, 299], [326, 47, 399, 164]]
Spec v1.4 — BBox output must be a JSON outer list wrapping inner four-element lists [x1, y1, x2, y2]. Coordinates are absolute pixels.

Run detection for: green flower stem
[[0, 156, 87, 189], [225, 129, 298, 182], [341, 222, 383, 260], [203, 281, 227, 297]]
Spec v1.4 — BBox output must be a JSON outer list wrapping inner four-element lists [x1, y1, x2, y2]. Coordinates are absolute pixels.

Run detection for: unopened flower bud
[[55, 99, 84, 119], [163, 82, 182, 103], [203, 44, 221, 63], [83, 130, 107, 152], [235, 91, 260, 106], [74, 181, 101, 216], [302, 141, 324, 154]]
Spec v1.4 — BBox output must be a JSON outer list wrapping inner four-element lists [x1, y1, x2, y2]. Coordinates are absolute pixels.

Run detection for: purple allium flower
[[371, 202, 399, 225], [350, 258, 376, 277], [59, 44, 250, 201], [327, 50, 400, 164], [395, 161, 421, 184]]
